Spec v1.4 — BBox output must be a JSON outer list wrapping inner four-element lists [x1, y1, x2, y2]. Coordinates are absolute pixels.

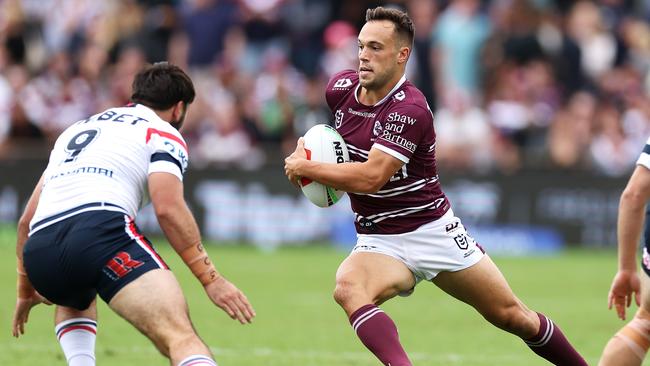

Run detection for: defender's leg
[[55, 301, 98, 366], [108, 269, 216, 365]]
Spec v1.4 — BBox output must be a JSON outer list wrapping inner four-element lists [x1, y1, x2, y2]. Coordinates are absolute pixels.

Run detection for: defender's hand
[[607, 270, 640, 320], [284, 137, 307, 188], [12, 290, 51, 338], [204, 276, 255, 324]]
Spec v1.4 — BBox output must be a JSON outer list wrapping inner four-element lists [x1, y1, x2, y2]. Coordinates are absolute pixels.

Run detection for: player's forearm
[[15, 216, 34, 298], [16, 177, 43, 297], [16, 218, 29, 272], [617, 189, 646, 271], [16, 176, 43, 272], [297, 160, 385, 194], [156, 203, 221, 285], [156, 202, 201, 252]]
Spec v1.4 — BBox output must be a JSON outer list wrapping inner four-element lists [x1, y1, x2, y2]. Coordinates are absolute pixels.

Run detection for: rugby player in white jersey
[[285, 7, 586, 366], [600, 139, 650, 365], [12, 63, 255, 366]]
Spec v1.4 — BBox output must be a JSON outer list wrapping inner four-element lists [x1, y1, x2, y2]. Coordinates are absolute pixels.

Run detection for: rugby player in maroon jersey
[[285, 6, 586, 366]]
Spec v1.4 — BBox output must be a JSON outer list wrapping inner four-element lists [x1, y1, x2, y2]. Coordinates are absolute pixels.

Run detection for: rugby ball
[[300, 124, 350, 207]]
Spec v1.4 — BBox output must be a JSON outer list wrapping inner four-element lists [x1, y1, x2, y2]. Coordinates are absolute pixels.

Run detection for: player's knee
[[152, 339, 171, 358], [483, 303, 534, 335], [154, 327, 203, 358], [168, 331, 208, 355], [333, 279, 363, 307], [333, 282, 352, 306], [148, 318, 196, 357]]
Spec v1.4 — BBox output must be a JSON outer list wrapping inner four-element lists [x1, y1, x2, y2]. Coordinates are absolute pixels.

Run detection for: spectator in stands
[[434, 88, 493, 172], [432, 0, 490, 97], [0, 0, 648, 175], [546, 91, 596, 170]]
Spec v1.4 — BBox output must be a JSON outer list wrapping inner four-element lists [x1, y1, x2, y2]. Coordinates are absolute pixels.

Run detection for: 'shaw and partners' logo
[[387, 112, 417, 125]]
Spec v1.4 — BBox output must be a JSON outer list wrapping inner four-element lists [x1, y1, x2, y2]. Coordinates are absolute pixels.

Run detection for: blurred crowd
[[1, 0, 650, 176]]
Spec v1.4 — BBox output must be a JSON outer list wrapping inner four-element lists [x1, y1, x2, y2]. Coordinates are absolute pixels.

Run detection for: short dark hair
[[130, 62, 195, 110], [365, 6, 414, 47]]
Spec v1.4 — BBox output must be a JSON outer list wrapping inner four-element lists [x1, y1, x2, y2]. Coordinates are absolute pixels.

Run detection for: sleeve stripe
[[146, 128, 188, 152], [643, 144, 650, 154], [372, 144, 410, 163], [151, 152, 183, 173]]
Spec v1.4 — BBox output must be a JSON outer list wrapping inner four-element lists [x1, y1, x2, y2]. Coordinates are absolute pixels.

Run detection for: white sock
[[55, 318, 97, 366], [177, 355, 218, 366]]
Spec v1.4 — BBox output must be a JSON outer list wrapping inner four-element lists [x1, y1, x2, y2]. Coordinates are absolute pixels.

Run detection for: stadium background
[[0, 0, 649, 364]]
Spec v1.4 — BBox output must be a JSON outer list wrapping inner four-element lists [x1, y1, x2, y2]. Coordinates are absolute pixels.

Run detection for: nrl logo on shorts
[[335, 109, 344, 128], [333, 78, 353, 89], [454, 234, 469, 250]]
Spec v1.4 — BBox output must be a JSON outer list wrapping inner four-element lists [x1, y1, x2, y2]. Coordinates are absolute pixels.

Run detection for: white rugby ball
[[299, 124, 350, 207]]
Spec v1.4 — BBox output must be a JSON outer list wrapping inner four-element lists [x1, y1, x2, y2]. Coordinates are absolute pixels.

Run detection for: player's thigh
[[108, 269, 194, 341], [336, 251, 416, 302], [432, 255, 526, 318]]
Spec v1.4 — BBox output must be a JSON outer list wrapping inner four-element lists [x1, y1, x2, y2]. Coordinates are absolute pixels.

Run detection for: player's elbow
[[17, 214, 30, 235], [152, 199, 184, 224], [620, 187, 647, 210]]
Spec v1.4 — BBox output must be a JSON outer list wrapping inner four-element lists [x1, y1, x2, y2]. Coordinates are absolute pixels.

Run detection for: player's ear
[[173, 101, 184, 119], [397, 46, 410, 65]]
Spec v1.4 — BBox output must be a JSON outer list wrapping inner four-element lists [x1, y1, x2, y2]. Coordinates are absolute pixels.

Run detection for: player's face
[[357, 20, 402, 90]]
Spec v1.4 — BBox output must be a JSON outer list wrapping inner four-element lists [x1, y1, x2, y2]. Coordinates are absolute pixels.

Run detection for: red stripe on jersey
[[146, 128, 188, 153], [128, 219, 169, 269], [58, 325, 97, 340]]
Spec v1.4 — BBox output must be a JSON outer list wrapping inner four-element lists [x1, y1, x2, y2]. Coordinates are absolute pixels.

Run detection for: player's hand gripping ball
[[300, 124, 350, 207]]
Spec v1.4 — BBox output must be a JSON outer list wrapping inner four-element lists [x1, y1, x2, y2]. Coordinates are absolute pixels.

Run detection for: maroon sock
[[349, 304, 412, 366], [524, 312, 587, 365]]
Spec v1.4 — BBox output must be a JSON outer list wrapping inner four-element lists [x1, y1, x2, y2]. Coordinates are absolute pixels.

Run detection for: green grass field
[[0, 226, 640, 365]]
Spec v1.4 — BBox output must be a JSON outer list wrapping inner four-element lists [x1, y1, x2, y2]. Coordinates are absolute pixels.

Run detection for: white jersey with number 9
[[30, 104, 188, 233]]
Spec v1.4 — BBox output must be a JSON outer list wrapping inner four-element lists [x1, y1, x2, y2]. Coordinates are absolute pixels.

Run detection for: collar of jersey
[[354, 74, 407, 107], [133, 103, 165, 123]]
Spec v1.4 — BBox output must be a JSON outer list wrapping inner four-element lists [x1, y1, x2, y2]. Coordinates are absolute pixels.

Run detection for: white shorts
[[352, 209, 485, 291]]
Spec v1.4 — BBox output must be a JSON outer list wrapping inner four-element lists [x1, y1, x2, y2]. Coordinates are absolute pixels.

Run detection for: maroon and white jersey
[[326, 70, 450, 234]]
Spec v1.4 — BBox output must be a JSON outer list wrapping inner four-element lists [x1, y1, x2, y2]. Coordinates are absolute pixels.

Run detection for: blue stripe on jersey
[[151, 152, 182, 173], [644, 144, 650, 154], [31, 202, 125, 232]]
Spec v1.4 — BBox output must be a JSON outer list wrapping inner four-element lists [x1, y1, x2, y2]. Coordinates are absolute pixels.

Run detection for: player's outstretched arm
[[12, 176, 52, 338], [148, 172, 256, 324], [609, 165, 650, 320]]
